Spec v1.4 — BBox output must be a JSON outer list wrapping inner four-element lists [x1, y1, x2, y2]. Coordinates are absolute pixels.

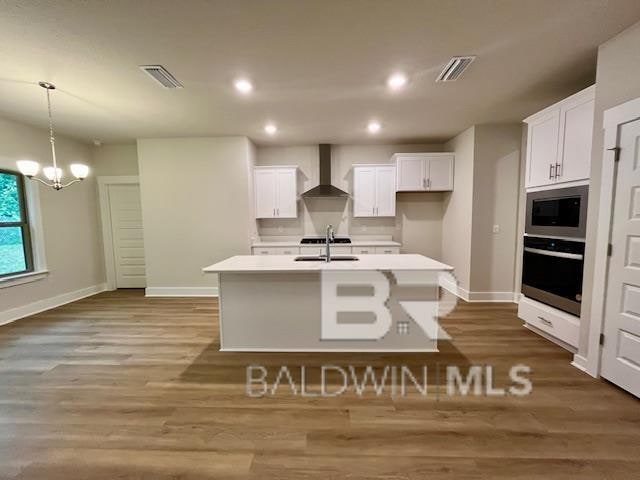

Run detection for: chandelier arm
[[28, 176, 56, 188], [45, 87, 59, 181], [60, 179, 82, 189]]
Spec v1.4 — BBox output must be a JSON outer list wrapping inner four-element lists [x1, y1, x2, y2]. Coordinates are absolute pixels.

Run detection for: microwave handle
[[524, 247, 583, 260]]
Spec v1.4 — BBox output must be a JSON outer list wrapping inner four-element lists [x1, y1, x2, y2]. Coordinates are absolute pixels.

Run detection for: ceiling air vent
[[139, 65, 183, 89], [436, 56, 476, 82]]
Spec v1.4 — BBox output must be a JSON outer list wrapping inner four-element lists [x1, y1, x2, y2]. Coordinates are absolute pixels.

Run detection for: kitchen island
[[203, 254, 454, 352]]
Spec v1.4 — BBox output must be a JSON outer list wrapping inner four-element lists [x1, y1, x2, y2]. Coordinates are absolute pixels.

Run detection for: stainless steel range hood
[[301, 144, 349, 198]]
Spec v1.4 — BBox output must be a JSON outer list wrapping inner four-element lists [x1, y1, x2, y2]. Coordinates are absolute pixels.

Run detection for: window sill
[[0, 270, 49, 289]]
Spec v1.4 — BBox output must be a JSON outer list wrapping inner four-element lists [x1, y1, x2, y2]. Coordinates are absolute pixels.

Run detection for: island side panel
[[217, 271, 439, 352]]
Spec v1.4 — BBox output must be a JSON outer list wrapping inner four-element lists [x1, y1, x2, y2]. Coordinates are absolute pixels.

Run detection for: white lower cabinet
[[375, 246, 400, 254], [518, 296, 580, 349], [253, 245, 401, 255]]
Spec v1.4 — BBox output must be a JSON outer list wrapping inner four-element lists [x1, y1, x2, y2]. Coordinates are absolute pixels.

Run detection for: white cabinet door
[[396, 156, 425, 191], [557, 97, 595, 184], [526, 110, 560, 188], [353, 166, 376, 217], [276, 169, 297, 218], [375, 166, 396, 216], [427, 155, 454, 191], [254, 169, 277, 218]]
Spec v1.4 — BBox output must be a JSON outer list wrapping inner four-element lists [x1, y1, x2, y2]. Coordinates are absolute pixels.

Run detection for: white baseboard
[[145, 287, 219, 297], [571, 354, 593, 376], [440, 279, 515, 303], [0, 283, 107, 327]]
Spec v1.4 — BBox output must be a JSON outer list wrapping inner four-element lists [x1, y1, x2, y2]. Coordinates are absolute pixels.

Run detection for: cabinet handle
[[537, 316, 553, 327], [423, 178, 426, 189], [277, 208, 280, 216], [549, 164, 555, 179], [555, 163, 561, 178]]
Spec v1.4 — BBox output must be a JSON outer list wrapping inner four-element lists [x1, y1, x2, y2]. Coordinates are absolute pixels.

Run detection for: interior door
[[601, 117, 640, 397], [527, 110, 560, 188], [375, 166, 396, 216], [254, 169, 277, 218], [353, 167, 376, 217], [276, 169, 297, 218], [108, 184, 146, 288], [396, 156, 425, 191], [428, 155, 454, 191]]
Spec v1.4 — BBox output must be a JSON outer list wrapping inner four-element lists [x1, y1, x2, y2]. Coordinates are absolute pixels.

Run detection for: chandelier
[[16, 82, 89, 190]]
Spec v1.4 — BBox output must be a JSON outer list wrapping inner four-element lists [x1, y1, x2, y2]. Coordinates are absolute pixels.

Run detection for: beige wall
[[579, 20, 640, 354], [136, 137, 254, 291], [91, 144, 138, 177], [470, 124, 522, 295], [255, 143, 444, 258], [0, 116, 104, 315], [443, 127, 475, 292]]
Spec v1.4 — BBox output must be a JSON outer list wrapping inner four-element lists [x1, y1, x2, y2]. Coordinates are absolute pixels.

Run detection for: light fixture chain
[[46, 87, 59, 182]]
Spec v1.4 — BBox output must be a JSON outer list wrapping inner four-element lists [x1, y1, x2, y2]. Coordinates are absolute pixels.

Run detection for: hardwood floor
[[0, 289, 638, 479]]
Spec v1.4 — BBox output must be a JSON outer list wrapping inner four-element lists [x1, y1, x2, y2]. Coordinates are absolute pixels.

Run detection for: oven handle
[[524, 247, 583, 260]]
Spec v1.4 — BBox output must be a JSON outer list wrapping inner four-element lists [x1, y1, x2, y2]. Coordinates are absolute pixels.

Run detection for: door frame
[[97, 176, 140, 290], [585, 96, 640, 377]]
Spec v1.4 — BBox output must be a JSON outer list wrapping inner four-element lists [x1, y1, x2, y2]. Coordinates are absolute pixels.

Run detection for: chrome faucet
[[325, 224, 335, 262]]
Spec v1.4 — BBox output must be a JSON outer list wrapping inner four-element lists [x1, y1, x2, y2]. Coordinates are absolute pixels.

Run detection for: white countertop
[[252, 240, 401, 247], [203, 254, 452, 273]]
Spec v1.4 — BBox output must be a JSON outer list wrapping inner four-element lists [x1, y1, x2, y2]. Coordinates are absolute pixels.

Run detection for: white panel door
[[396, 156, 425, 191], [557, 97, 595, 184], [601, 118, 640, 398], [108, 184, 146, 288], [526, 110, 560, 188], [353, 166, 376, 217], [254, 169, 277, 218], [276, 169, 297, 218], [428, 155, 454, 191], [375, 166, 396, 216]]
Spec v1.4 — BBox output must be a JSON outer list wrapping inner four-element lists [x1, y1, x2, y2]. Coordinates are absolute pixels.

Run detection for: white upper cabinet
[[254, 166, 298, 219], [524, 85, 595, 189], [394, 153, 454, 192], [353, 164, 396, 217]]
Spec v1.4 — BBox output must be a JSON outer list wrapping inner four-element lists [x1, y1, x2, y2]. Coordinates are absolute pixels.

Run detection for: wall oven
[[525, 185, 588, 239], [521, 236, 584, 316]]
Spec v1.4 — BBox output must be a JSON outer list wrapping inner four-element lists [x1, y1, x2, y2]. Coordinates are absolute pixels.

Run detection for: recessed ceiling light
[[367, 121, 381, 134], [264, 123, 277, 135], [234, 78, 253, 94], [387, 72, 408, 90]]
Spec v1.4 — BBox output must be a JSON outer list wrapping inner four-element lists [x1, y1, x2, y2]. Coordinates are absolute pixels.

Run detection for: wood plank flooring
[[0, 289, 638, 479]]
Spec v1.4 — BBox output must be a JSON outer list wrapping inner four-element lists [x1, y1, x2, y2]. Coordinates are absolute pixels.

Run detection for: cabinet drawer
[[275, 247, 300, 255], [518, 296, 579, 348], [300, 246, 324, 256], [375, 246, 400, 254], [352, 247, 374, 254], [252, 247, 277, 255]]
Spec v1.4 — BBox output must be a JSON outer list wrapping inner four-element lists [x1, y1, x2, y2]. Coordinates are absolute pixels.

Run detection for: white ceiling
[[1, 0, 639, 145]]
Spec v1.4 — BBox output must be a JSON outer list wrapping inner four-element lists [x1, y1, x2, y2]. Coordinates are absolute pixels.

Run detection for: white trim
[[0, 283, 107, 327], [97, 175, 141, 290], [220, 347, 439, 353], [25, 181, 47, 272], [145, 287, 219, 297], [585, 96, 640, 378], [466, 291, 517, 303], [0, 270, 48, 289], [524, 85, 595, 124], [439, 279, 515, 303], [571, 354, 589, 374], [525, 179, 589, 193]]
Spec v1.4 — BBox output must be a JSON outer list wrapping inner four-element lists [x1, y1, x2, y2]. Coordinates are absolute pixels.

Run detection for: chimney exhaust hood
[[301, 144, 349, 198]]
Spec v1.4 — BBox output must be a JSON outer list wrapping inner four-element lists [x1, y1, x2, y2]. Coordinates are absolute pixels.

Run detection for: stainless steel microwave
[[525, 185, 589, 239]]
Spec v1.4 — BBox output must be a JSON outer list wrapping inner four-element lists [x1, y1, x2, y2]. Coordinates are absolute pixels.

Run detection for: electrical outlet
[[493, 225, 500, 234]]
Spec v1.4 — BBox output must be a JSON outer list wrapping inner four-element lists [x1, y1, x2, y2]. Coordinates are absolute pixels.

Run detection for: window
[[0, 169, 33, 277]]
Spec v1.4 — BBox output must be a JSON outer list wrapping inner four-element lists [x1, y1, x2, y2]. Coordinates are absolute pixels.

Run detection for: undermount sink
[[294, 255, 359, 262]]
